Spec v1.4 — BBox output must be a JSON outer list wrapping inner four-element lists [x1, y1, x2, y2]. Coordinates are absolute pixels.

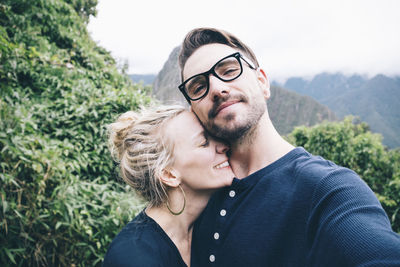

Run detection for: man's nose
[[216, 142, 229, 154], [208, 75, 230, 101]]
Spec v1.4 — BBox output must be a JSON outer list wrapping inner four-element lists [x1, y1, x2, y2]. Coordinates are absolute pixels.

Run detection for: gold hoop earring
[[166, 185, 186, 216]]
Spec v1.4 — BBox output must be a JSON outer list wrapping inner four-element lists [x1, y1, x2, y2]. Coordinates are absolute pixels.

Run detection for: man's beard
[[206, 93, 266, 142]]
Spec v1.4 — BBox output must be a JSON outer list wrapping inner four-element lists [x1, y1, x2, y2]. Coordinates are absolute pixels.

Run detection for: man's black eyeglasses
[[179, 52, 256, 102]]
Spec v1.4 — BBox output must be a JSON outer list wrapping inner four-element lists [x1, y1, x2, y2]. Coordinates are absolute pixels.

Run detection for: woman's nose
[[216, 142, 229, 154]]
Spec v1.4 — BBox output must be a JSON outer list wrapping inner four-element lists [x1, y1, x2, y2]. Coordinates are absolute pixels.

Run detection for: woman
[[103, 105, 234, 266]]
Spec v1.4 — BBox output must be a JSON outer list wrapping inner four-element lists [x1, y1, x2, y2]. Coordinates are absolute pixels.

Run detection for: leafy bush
[[1, 0, 151, 265], [288, 117, 400, 233]]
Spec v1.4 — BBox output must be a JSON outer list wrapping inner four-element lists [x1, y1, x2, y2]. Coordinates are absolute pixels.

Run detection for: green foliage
[[288, 117, 400, 233], [1, 0, 151, 265]]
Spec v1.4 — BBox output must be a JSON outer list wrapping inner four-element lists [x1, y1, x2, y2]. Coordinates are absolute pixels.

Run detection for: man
[[177, 28, 400, 266]]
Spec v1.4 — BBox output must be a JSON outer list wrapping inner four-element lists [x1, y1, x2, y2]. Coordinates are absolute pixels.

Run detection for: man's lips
[[215, 100, 240, 115], [208, 94, 248, 119]]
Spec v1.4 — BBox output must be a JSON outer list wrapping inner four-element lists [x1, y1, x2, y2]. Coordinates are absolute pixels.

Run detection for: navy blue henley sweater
[[191, 147, 400, 266]]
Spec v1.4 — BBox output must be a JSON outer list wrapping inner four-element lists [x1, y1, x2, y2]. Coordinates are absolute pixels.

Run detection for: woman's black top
[[103, 210, 187, 267]]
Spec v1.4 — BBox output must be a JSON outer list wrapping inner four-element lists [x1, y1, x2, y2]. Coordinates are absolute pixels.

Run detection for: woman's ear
[[160, 168, 181, 188], [257, 68, 271, 100]]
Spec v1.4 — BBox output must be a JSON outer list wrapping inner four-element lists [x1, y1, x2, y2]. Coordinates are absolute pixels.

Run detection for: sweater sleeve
[[306, 167, 400, 267]]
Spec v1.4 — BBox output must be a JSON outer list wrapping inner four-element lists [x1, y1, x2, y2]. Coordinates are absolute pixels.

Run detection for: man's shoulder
[[281, 148, 362, 192], [290, 148, 376, 203], [290, 148, 354, 177]]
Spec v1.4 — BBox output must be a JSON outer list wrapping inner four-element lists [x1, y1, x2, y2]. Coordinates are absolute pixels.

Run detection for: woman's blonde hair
[[108, 105, 186, 207]]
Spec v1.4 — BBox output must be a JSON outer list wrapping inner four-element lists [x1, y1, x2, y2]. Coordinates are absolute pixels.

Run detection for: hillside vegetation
[[0, 0, 151, 265]]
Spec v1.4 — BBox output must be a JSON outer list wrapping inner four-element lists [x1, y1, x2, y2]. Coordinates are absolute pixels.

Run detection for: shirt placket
[[207, 187, 238, 264]]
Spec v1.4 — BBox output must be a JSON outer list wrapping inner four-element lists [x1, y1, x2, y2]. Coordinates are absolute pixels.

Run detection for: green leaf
[[4, 248, 16, 264]]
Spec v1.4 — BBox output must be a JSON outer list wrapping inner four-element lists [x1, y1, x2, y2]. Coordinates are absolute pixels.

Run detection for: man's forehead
[[183, 43, 239, 79]]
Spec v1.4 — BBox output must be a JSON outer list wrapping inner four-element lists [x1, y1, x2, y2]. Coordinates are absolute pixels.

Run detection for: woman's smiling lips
[[214, 160, 230, 169]]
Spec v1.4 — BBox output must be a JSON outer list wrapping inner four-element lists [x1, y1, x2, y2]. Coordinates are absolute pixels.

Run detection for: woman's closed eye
[[199, 132, 210, 147], [200, 137, 209, 147]]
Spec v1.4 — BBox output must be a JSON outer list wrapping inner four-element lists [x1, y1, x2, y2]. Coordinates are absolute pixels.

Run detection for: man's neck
[[229, 113, 295, 178]]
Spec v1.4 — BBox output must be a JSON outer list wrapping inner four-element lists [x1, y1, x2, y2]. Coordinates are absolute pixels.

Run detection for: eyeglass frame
[[178, 52, 256, 102]]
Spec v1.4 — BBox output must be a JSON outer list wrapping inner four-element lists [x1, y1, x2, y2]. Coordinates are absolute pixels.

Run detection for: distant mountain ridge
[[150, 46, 336, 135], [282, 73, 400, 148], [128, 74, 156, 85]]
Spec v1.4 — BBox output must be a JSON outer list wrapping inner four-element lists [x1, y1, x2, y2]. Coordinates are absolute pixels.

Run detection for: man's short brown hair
[[178, 27, 260, 80]]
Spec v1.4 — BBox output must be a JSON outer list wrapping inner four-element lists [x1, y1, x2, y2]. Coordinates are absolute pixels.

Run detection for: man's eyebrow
[[217, 57, 236, 66], [188, 75, 205, 84]]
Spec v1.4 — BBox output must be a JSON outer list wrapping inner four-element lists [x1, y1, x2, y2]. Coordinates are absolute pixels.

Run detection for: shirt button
[[214, 232, 220, 240], [209, 254, 215, 262], [220, 209, 227, 216], [229, 190, 236, 197]]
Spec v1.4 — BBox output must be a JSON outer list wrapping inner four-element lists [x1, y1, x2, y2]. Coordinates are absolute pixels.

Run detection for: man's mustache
[[208, 94, 248, 119]]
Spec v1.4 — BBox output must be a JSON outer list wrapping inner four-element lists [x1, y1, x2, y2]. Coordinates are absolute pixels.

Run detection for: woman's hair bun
[[108, 111, 139, 161]]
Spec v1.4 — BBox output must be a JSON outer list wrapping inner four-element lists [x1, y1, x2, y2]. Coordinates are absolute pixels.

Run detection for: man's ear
[[160, 168, 181, 188], [257, 68, 271, 100]]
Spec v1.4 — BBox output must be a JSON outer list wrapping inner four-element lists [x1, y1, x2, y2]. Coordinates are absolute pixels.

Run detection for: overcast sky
[[87, 0, 400, 82]]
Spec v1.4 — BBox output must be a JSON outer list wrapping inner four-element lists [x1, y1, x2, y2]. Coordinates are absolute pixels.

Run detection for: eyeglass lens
[[185, 55, 242, 100]]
